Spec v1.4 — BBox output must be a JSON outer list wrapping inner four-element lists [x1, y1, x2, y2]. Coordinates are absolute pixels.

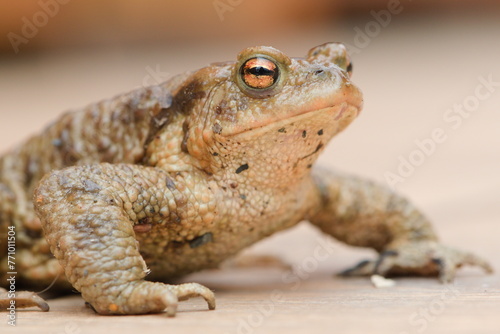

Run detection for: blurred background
[[1, 1, 499, 332], [1, 0, 500, 262], [0, 0, 499, 52], [1, 0, 499, 261]]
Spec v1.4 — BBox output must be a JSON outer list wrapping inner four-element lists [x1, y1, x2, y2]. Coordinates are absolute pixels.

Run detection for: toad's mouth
[[223, 99, 362, 139], [215, 78, 364, 138]]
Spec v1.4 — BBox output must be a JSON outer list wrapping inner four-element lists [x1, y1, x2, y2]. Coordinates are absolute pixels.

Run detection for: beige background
[[1, 1, 499, 333]]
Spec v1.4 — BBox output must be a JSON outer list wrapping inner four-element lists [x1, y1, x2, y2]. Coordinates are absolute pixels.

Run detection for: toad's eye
[[240, 57, 279, 90]]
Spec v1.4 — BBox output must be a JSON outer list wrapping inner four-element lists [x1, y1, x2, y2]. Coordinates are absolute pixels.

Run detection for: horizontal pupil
[[249, 66, 274, 77]]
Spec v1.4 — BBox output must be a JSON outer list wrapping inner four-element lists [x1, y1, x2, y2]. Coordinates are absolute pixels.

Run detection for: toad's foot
[[339, 241, 493, 283], [0, 288, 49, 312], [90, 281, 215, 316]]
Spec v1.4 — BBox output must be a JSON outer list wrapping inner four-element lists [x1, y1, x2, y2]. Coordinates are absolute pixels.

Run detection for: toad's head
[[159, 43, 363, 186]]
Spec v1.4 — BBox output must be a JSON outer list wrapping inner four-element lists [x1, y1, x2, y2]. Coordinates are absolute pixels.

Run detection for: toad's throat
[[299, 142, 324, 161]]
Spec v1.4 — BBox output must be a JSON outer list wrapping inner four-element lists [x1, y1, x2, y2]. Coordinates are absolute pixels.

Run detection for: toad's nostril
[[314, 70, 324, 75]]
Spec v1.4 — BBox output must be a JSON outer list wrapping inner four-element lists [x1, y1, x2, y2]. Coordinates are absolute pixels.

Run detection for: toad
[[0, 43, 492, 316]]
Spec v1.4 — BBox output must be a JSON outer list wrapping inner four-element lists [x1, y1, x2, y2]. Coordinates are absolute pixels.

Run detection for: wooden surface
[[1, 11, 500, 334], [4, 223, 500, 334]]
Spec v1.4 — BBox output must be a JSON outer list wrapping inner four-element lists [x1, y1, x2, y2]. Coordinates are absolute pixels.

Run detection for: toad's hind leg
[[0, 181, 54, 312], [0, 288, 49, 312], [0, 173, 72, 311], [307, 168, 493, 282], [34, 163, 215, 315], [0, 252, 68, 312]]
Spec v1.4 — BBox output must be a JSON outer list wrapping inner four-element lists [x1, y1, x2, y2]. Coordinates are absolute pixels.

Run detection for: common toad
[[0, 43, 492, 316]]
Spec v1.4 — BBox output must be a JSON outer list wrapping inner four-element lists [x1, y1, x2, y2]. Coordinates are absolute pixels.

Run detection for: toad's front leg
[[307, 167, 493, 282], [34, 163, 215, 316]]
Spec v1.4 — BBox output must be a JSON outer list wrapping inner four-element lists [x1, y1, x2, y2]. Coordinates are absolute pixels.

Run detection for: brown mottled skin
[[0, 43, 492, 315]]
